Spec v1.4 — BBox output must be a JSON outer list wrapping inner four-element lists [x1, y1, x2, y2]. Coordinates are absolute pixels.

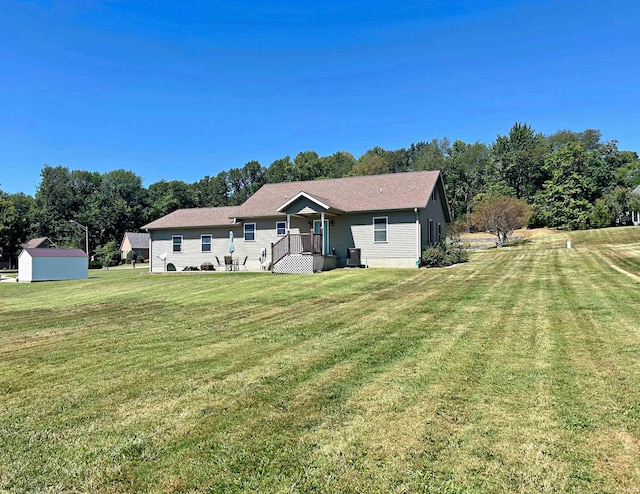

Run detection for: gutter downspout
[[147, 230, 152, 273], [415, 208, 421, 267]]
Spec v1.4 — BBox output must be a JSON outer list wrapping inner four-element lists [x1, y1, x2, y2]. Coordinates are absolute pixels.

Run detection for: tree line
[[1, 123, 639, 265]]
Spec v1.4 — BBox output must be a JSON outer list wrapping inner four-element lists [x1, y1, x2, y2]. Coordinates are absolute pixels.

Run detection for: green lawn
[[1, 227, 640, 493]]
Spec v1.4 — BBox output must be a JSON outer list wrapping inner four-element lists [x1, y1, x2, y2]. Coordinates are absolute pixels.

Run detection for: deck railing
[[272, 233, 322, 266]]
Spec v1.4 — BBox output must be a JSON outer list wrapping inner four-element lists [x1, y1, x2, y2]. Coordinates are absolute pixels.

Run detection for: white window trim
[[276, 221, 286, 236], [373, 216, 388, 243], [201, 234, 212, 253], [244, 222, 256, 242], [172, 235, 183, 253]]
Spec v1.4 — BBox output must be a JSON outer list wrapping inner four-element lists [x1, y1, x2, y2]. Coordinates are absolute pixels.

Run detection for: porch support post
[[286, 213, 291, 233], [321, 211, 325, 255]]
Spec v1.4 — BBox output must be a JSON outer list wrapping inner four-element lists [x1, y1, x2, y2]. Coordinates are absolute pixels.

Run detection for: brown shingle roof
[[142, 171, 449, 230], [142, 206, 243, 230], [22, 237, 55, 248], [236, 170, 443, 218]]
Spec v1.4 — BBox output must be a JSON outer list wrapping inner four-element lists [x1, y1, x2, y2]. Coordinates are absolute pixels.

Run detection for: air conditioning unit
[[346, 248, 361, 267]]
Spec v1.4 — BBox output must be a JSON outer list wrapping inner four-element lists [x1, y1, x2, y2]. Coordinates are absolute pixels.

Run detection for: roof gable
[[276, 191, 341, 214]]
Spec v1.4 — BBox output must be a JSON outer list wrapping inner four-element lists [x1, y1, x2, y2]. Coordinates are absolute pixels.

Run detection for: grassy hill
[[1, 227, 640, 493]]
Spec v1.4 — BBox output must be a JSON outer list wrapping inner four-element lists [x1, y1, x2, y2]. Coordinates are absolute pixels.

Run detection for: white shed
[[18, 248, 88, 283]]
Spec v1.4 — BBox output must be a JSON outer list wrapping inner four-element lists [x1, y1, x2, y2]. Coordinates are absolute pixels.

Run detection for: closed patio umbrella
[[228, 231, 235, 254]]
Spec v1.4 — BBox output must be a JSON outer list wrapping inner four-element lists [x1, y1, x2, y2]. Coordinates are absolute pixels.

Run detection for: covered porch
[[271, 192, 341, 273]]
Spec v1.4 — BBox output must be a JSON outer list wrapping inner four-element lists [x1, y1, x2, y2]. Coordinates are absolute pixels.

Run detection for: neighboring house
[[142, 170, 452, 274], [632, 185, 640, 226], [120, 232, 150, 261], [21, 237, 56, 249], [0, 237, 58, 269], [18, 248, 88, 283]]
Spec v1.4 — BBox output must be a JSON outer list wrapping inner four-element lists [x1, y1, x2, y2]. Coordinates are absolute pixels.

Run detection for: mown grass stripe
[[2, 227, 640, 492]]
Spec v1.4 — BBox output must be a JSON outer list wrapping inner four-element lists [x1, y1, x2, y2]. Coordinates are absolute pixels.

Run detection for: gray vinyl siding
[[148, 193, 449, 271], [149, 219, 290, 272], [284, 197, 327, 215], [420, 194, 447, 246], [324, 211, 417, 267]]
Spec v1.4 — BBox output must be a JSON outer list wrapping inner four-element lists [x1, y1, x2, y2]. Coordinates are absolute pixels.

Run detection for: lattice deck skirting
[[273, 254, 323, 274]]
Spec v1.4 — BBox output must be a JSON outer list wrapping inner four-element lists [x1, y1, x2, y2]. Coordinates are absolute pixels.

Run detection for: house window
[[431, 187, 438, 202], [276, 221, 286, 236], [428, 219, 433, 244], [244, 223, 256, 241], [172, 235, 182, 252], [373, 217, 388, 243], [201, 234, 212, 252], [438, 223, 442, 242]]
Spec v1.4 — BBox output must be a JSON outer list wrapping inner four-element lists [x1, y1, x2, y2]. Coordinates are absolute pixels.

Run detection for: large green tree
[[0, 195, 17, 261], [318, 151, 356, 178], [87, 169, 147, 251], [265, 156, 294, 184], [492, 123, 548, 202], [227, 160, 265, 205], [532, 142, 601, 230], [442, 140, 491, 218], [0, 192, 35, 266], [30, 165, 78, 245], [404, 139, 450, 172], [191, 172, 230, 207], [147, 179, 193, 220]]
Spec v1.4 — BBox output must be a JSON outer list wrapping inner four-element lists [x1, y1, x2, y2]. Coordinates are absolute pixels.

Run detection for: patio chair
[[224, 256, 233, 271], [215, 256, 223, 269], [240, 256, 248, 271]]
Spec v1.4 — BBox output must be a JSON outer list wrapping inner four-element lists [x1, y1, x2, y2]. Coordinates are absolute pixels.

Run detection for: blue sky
[[1, 0, 638, 195]]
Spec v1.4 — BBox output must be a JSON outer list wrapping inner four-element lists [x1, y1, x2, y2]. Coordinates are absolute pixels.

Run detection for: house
[[18, 248, 88, 283], [0, 236, 57, 270], [632, 185, 640, 226], [120, 232, 150, 261], [142, 170, 452, 273], [21, 237, 56, 249]]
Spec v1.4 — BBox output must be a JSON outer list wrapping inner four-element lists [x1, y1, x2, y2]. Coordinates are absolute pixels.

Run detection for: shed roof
[[22, 248, 87, 258], [633, 184, 640, 196], [123, 232, 150, 249]]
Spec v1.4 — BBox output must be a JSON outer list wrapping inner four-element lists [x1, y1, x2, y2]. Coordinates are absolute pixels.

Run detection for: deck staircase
[[271, 233, 324, 274]]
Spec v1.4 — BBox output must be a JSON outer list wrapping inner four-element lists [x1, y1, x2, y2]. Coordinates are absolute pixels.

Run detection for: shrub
[[421, 241, 468, 268], [89, 261, 103, 270]]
